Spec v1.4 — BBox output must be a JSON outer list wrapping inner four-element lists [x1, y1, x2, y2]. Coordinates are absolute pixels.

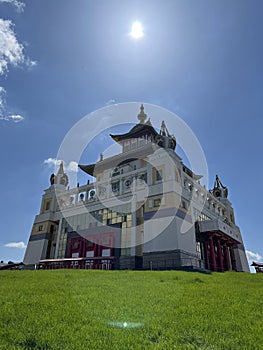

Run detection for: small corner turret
[[50, 161, 69, 187], [211, 175, 228, 199], [155, 120, 176, 150]]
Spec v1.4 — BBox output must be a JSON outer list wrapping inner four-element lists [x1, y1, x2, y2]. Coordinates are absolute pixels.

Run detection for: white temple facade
[[24, 105, 249, 272]]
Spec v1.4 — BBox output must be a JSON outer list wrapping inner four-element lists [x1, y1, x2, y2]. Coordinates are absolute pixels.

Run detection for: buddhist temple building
[[24, 105, 250, 272]]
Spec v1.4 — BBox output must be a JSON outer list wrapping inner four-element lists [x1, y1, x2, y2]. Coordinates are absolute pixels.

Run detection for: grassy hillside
[[0, 270, 262, 350]]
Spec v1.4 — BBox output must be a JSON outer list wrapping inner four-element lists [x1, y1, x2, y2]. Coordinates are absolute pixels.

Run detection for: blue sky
[[0, 0, 262, 270]]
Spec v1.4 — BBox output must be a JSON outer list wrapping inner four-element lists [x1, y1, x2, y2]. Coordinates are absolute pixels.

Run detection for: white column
[[130, 194, 137, 256], [54, 219, 63, 258]]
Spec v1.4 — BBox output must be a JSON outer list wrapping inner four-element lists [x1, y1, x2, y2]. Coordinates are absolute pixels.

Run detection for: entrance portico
[[196, 219, 245, 272], [202, 232, 237, 271]]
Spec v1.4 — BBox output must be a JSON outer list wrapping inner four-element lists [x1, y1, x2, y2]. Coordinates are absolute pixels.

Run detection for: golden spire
[[137, 104, 147, 124]]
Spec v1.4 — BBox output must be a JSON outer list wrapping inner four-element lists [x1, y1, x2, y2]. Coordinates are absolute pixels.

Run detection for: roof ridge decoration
[[145, 117, 152, 126]]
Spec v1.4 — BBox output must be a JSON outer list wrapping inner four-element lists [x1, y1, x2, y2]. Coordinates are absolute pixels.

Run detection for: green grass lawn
[[0, 270, 262, 350]]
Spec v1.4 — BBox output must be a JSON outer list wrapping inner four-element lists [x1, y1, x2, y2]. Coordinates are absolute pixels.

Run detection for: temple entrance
[[197, 233, 238, 272]]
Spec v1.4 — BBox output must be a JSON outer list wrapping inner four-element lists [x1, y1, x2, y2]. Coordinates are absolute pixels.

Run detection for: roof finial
[[137, 104, 147, 124], [160, 120, 170, 136], [57, 161, 64, 175], [49, 161, 68, 187]]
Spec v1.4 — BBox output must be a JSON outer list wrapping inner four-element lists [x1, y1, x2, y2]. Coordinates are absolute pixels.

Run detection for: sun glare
[[130, 21, 144, 39]]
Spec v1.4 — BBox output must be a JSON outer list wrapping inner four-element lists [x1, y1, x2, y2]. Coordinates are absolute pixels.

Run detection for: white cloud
[[0, 18, 36, 72], [26, 58, 37, 68], [0, 0, 25, 13], [44, 158, 79, 173], [246, 250, 262, 262], [44, 158, 60, 167], [67, 161, 79, 172], [0, 19, 25, 74], [105, 99, 116, 106], [0, 13, 36, 123], [0, 86, 25, 122], [0, 86, 5, 111], [0, 114, 24, 122], [5, 241, 26, 249]]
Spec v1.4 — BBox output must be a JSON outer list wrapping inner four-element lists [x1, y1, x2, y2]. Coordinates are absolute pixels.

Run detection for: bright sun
[[130, 21, 144, 39]]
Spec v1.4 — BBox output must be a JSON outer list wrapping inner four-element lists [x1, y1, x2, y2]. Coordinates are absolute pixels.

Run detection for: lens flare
[[108, 321, 144, 328]]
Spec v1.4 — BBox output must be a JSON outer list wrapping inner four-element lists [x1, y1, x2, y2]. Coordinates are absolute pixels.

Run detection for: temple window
[[102, 236, 110, 245], [138, 136, 145, 147], [138, 173, 147, 184], [131, 139, 137, 149], [112, 167, 120, 177], [175, 168, 180, 182], [123, 141, 130, 152], [124, 179, 132, 190], [79, 193, 85, 202], [102, 249, 111, 257], [154, 198, 161, 207], [112, 181, 120, 193], [196, 242, 201, 258], [180, 200, 188, 210], [156, 169, 162, 182]]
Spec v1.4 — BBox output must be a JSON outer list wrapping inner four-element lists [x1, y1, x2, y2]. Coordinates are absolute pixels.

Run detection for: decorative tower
[[210, 175, 235, 224], [155, 120, 176, 150], [23, 162, 69, 266], [50, 161, 69, 187], [211, 175, 228, 199], [205, 175, 250, 272]]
